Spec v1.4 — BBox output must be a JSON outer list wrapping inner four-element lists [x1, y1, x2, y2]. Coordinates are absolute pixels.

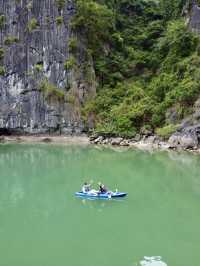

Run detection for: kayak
[[75, 191, 127, 199]]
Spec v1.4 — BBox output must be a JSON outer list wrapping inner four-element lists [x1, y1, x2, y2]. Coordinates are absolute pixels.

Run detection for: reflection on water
[[140, 257, 167, 266], [78, 197, 126, 212]]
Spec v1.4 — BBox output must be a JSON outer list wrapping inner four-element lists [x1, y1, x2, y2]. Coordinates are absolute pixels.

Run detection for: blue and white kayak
[[75, 191, 127, 199]]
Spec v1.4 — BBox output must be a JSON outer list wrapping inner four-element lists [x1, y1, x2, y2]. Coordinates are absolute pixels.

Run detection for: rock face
[[168, 133, 198, 149], [189, 1, 200, 33], [168, 97, 200, 149], [0, 0, 96, 134]]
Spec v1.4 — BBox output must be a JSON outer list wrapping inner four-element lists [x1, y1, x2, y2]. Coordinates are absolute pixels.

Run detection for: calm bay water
[[0, 144, 200, 266]]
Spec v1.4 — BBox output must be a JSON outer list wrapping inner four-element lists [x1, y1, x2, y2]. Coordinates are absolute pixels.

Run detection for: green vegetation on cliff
[[73, 0, 200, 137]]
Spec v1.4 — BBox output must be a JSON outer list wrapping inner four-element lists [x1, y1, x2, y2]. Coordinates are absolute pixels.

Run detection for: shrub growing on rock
[[4, 36, 19, 45], [0, 66, 5, 76], [56, 16, 63, 26], [68, 38, 78, 54], [64, 57, 76, 71], [39, 79, 65, 102], [0, 15, 6, 29], [156, 124, 179, 139], [0, 48, 4, 60], [28, 18, 39, 32], [34, 62, 43, 72], [55, 0, 66, 10]]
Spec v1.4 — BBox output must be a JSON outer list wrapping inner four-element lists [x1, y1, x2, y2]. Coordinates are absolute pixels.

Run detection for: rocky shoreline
[[0, 133, 200, 154], [89, 134, 200, 153]]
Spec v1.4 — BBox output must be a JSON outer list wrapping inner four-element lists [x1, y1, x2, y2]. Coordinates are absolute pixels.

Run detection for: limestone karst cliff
[[0, 0, 96, 134], [1, 0, 200, 146]]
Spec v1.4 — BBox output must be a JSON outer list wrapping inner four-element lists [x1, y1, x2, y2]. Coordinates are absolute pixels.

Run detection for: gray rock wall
[[0, 0, 96, 134], [168, 97, 200, 149], [188, 1, 200, 33]]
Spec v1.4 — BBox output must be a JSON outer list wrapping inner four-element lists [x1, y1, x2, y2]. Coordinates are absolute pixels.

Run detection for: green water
[[0, 144, 200, 266]]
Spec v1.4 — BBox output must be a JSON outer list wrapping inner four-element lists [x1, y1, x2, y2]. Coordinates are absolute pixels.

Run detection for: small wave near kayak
[[140, 256, 167, 266]]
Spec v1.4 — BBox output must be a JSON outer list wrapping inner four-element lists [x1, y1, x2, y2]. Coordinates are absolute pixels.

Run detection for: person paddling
[[99, 183, 108, 194], [82, 182, 91, 193]]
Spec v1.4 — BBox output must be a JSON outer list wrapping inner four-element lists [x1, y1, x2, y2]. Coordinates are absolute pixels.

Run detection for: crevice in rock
[[0, 128, 12, 136]]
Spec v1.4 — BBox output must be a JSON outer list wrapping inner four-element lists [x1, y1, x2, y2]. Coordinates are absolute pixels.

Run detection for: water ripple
[[140, 257, 167, 266]]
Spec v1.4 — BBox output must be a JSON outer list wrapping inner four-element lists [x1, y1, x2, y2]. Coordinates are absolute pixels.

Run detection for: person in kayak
[[99, 183, 108, 194], [82, 182, 91, 193]]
